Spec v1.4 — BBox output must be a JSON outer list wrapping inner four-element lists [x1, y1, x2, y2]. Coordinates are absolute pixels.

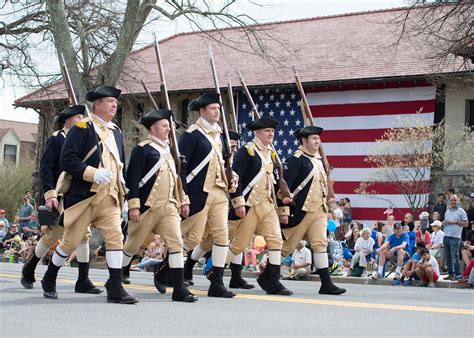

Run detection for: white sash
[[139, 142, 173, 188], [92, 123, 125, 185], [291, 154, 320, 197], [185, 128, 223, 184], [242, 146, 272, 197]]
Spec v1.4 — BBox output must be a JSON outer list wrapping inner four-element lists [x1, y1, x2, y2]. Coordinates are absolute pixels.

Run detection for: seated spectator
[[373, 221, 385, 248], [0, 224, 19, 251], [340, 198, 352, 240], [0, 222, 6, 241], [400, 246, 423, 286], [130, 236, 164, 271], [415, 221, 431, 248], [0, 209, 10, 230], [382, 215, 395, 242], [349, 228, 375, 277], [427, 221, 445, 249], [401, 213, 415, 231], [18, 236, 37, 261], [331, 201, 343, 241], [415, 248, 440, 287], [461, 230, 474, 271], [431, 211, 441, 222], [344, 227, 360, 257], [402, 225, 410, 233], [458, 259, 474, 284], [372, 222, 409, 280], [282, 240, 312, 280], [244, 235, 265, 272]]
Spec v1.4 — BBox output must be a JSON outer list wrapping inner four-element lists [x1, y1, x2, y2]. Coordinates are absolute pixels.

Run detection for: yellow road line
[[2, 273, 472, 315]]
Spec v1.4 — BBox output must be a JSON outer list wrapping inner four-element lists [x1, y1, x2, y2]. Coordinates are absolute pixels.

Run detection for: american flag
[[236, 82, 436, 227], [237, 87, 303, 157]]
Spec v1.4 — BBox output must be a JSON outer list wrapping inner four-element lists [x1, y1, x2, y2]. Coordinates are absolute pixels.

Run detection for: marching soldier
[[182, 130, 241, 283], [279, 126, 345, 295], [121, 109, 197, 302], [21, 105, 101, 295], [178, 93, 237, 298], [226, 117, 293, 295], [40, 86, 138, 304]]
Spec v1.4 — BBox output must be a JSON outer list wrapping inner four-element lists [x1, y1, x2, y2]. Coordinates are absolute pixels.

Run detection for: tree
[[0, 0, 279, 101], [357, 111, 473, 216], [390, 1, 473, 72]]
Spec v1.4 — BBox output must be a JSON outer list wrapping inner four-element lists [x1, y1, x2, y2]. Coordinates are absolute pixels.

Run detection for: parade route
[[1, 263, 473, 337]]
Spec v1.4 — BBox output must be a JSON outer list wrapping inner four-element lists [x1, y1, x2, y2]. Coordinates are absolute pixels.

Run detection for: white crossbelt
[[291, 154, 320, 197], [139, 142, 173, 188], [185, 128, 223, 184], [242, 146, 272, 197], [92, 123, 125, 185]]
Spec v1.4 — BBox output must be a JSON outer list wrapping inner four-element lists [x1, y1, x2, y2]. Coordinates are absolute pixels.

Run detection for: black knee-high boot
[[41, 262, 61, 299], [153, 256, 169, 294], [75, 262, 102, 294], [229, 263, 255, 289], [21, 254, 40, 289], [183, 251, 198, 286], [104, 268, 139, 304], [169, 268, 198, 302], [207, 266, 236, 298], [265, 264, 293, 296], [318, 267, 346, 295]]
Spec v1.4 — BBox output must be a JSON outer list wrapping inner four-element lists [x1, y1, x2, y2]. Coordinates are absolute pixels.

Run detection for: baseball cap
[[0, 209, 5, 214], [393, 222, 402, 229], [430, 220, 442, 228]]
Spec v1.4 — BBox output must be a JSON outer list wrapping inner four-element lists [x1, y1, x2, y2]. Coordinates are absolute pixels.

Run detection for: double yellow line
[[2, 272, 473, 315]]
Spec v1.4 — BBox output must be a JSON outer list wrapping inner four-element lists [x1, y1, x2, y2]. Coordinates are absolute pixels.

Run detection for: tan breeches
[[40, 224, 91, 248], [181, 186, 229, 250], [124, 202, 183, 255], [229, 200, 282, 255], [59, 195, 123, 254], [281, 212, 327, 257]]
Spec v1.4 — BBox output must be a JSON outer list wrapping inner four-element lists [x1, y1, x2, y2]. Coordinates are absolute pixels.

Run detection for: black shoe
[[229, 263, 255, 289], [75, 278, 103, 294], [207, 266, 236, 298], [21, 278, 34, 289], [257, 265, 270, 291]]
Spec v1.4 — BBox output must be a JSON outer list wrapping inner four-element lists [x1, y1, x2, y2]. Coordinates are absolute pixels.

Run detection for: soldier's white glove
[[93, 168, 113, 184]]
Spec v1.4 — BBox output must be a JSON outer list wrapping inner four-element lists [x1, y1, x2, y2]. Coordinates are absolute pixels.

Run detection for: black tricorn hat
[[139, 109, 173, 129], [85, 85, 121, 102], [247, 117, 279, 131], [228, 130, 241, 141], [54, 105, 86, 124], [293, 126, 323, 138], [188, 93, 220, 111]]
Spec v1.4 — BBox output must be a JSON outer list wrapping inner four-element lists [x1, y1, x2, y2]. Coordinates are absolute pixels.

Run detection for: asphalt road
[[1, 263, 473, 337]]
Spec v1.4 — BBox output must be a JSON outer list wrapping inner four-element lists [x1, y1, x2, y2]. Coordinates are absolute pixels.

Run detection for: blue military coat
[[39, 129, 66, 203], [60, 118, 125, 209]]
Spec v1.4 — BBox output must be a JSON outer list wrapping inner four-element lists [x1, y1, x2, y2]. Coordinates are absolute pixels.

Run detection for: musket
[[227, 74, 239, 133], [236, 69, 291, 201], [151, 35, 185, 204], [208, 46, 235, 190], [59, 53, 104, 167], [227, 74, 240, 149], [292, 65, 335, 201]]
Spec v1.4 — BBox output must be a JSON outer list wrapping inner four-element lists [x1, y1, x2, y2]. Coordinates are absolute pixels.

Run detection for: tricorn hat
[[85, 85, 121, 102], [54, 105, 86, 124], [228, 130, 241, 141], [246, 117, 279, 131], [293, 126, 323, 138], [188, 93, 220, 111], [139, 109, 173, 130]]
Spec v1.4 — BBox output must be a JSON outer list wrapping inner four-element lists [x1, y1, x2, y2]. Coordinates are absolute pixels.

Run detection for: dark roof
[[15, 6, 469, 107]]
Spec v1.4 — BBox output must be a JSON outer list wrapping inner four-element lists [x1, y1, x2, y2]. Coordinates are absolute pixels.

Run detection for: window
[[181, 99, 189, 127], [466, 100, 474, 128], [4, 144, 17, 163]]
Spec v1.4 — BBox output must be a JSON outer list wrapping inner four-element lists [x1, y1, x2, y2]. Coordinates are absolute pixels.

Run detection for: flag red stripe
[[333, 181, 431, 195], [311, 100, 435, 118], [305, 80, 431, 93], [323, 129, 389, 143], [327, 154, 432, 169], [351, 207, 425, 221]]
